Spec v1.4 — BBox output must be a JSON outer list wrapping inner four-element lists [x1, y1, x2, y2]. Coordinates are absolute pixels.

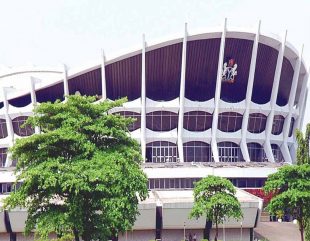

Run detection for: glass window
[[218, 112, 243, 132], [114, 111, 141, 131], [175, 178, 180, 188], [247, 113, 267, 133], [149, 179, 155, 189], [159, 179, 165, 189], [0, 119, 8, 139], [183, 141, 213, 162], [271, 115, 285, 135], [183, 111, 212, 131], [218, 142, 244, 162], [0, 148, 8, 167], [247, 143, 267, 162], [146, 111, 178, 131], [238, 179, 247, 188], [155, 179, 160, 189], [288, 117, 295, 137], [271, 144, 284, 162], [12, 116, 34, 136], [146, 141, 179, 163]]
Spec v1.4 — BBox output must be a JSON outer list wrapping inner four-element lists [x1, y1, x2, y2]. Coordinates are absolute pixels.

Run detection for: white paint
[[211, 18, 227, 162], [177, 23, 188, 163]]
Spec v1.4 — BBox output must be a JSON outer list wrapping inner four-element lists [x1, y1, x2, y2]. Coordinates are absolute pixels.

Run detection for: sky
[[0, 0, 309, 127]]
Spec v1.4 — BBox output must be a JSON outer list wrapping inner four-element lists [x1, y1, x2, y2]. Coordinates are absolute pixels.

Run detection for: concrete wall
[[118, 230, 155, 241], [0, 233, 9, 241], [161, 228, 250, 241], [0, 233, 57, 241], [0, 229, 250, 241]]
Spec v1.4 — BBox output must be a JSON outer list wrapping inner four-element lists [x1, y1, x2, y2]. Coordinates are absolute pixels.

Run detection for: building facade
[[0, 22, 308, 240]]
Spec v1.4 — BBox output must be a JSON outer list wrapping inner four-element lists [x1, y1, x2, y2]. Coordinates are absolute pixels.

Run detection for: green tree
[[296, 124, 310, 165], [263, 164, 310, 241], [190, 175, 243, 241], [3, 95, 148, 241], [296, 124, 310, 241]]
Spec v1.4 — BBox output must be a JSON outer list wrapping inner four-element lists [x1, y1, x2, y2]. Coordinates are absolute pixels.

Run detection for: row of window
[[0, 182, 21, 194], [0, 117, 34, 138], [114, 111, 295, 136], [0, 178, 266, 194], [0, 112, 295, 138], [0, 141, 285, 167], [145, 141, 285, 163], [148, 177, 267, 190]]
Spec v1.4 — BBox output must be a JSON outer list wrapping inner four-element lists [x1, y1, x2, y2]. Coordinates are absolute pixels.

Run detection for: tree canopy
[[3, 95, 148, 241], [190, 175, 242, 241], [295, 123, 310, 241], [296, 123, 310, 165], [263, 164, 310, 241]]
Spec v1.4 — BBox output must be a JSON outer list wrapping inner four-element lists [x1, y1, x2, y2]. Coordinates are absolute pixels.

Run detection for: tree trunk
[[204, 219, 212, 240], [73, 228, 80, 241], [215, 221, 218, 241], [299, 221, 304, 241], [298, 208, 305, 241]]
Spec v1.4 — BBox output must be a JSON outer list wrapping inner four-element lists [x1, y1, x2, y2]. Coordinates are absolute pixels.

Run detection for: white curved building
[[0, 22, 308, 241]]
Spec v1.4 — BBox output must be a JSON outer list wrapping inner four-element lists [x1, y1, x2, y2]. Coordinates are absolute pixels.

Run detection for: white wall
[[118, 230, 155, 241], [161, 228, 250, 241]]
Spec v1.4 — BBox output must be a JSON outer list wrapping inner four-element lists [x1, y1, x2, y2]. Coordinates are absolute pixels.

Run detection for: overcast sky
[[0, 0, 309, 127]]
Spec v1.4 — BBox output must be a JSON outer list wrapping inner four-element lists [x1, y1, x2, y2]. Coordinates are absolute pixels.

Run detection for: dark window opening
[[146, 141, 179, 163], [183, 111, 212, 131], [248, 113, 267, 133], [218, 142, 244, 162], [146, 111, 178, 131], [218, 112, 242, 132], [183, 141, 213, 162]]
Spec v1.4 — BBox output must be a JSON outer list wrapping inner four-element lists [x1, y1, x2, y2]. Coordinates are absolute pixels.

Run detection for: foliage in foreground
[[263, 164, 310, 241], [296, 124, 310, 241], [3, 95, 148, 241], [190, 175, 243, 241]]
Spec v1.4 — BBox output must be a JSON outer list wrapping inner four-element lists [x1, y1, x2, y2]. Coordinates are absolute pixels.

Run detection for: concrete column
[[2, 88, 14, 144], [177, 23, 188, 163], [240, 21, 260, 162], [2, 87, 14, 167], [29, 77, 40, 134], [264, 31, 287, 162], [280, 46, 303, 163], [299, 89, 308, 130], [141, 34, 147, 161], [63, 64, 69, 100], [211, 18, 227, 162], [283, 46, 303, 141], [296, 71, 309, 130], [101, 49, 107, 100]]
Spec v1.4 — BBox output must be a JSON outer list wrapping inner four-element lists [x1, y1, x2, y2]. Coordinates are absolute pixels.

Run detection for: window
[[0, 119, 8, 139], [288, 117, 295, 137], [114, 111, 141, 131], [0, 148, 8, 167], [146, 111, 178, 131], [271, 115, 285, 135], [218, 112, 243, 132], [183, 141, 213, 162], [248, 113, 267, 133], [247, 143, 267, 162], [0, 183, 12, 194], [218, 142, 244, 162], [147, 177, 267, 190], [12, 116, 34, 136], [271, 144, 284, 162], [183, 111, 212, 131], [146, 141, 178, 163]]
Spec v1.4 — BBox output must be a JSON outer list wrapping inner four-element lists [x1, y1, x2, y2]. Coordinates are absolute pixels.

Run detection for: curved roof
[[0, 28, 308, 107]]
